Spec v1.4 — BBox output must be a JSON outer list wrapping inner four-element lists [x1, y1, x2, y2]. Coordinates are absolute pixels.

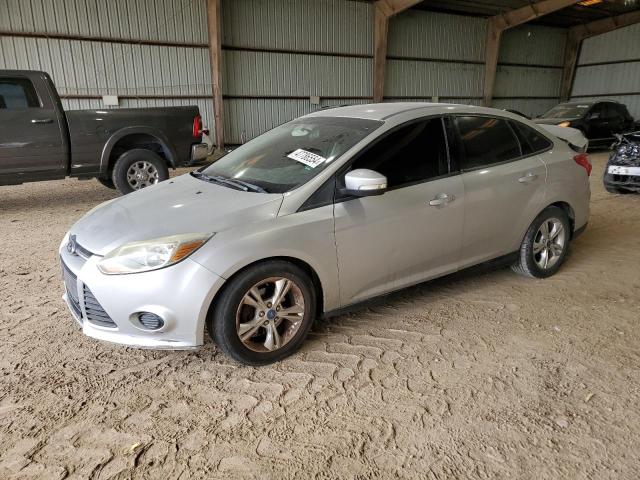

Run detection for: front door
[[0, 75, 66, 180], [334, 117, 464, 305]]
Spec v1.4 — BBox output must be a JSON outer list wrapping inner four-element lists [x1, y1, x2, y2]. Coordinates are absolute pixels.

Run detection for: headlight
[[557, 121, 571, 128], [97, 233, 212, 275]]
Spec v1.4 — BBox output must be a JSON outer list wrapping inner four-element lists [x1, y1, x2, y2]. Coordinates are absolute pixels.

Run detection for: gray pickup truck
[[0, 70, 208, 194]]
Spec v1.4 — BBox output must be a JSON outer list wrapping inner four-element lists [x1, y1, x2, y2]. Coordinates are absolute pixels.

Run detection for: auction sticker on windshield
[[287, 149, 326, 168]]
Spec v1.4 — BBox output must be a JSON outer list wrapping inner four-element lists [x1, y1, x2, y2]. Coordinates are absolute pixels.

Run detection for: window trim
[[509, 119, 553, 158], [335, 114, 455, 197], [297, 114, 454, 212], [449, 114, 552, 174], [0, 75, 43, 110]]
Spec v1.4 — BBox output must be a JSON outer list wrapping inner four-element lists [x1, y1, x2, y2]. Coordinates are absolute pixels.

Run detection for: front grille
[[61, 260, 82, 319], [83, 285, 117, 328]]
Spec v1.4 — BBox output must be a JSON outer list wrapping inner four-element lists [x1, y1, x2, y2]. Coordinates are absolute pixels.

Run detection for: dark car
[[604, 131, 640, 194], [0, 70, 208, 194], [534, 101, 635, 148]]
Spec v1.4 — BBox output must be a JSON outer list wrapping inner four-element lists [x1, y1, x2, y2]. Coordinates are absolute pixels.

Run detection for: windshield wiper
[[191, 171, 267, 193], [225, 178, 268, 193]]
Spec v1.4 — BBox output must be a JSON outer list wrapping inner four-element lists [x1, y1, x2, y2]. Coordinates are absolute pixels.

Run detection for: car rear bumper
[[191, 143, 209, 163], [59, 239, 225, 349]]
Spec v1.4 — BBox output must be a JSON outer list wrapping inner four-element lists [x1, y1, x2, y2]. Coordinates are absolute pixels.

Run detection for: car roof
[[304, 102, 516, 121]]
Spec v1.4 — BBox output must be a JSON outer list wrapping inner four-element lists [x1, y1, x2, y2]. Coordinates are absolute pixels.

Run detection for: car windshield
[[541, 104, 591, 119], [197, 116, 383, 193]]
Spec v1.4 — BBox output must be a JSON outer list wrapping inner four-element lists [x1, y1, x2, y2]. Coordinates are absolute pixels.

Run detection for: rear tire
[[512, 206, 571, 279], [112, 149, 169, 195], [97, 177, 116, 189], [208, 260, 316, 366]]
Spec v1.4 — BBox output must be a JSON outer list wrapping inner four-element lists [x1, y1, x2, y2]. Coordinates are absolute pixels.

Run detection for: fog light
[[138, 312, 164, 330]]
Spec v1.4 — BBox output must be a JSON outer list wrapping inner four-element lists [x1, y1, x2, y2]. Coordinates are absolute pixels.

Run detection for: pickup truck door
[[0, 73, 67, 181]]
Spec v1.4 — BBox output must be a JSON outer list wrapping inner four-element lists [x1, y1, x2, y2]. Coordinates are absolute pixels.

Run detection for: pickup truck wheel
[[112, 149, 169, 194], [97, 177, 116, 189]]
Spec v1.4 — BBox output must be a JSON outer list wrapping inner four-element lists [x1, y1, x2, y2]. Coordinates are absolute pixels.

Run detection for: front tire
[[112, 149, 169, 195], [512, 206, 571, 279], [208, 261, 316, 366], [605, 185, 630, 194]]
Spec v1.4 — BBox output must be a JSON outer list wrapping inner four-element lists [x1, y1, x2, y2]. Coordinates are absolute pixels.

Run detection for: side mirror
[[341, 169, 387, 197], [588, 112, 600, 120]]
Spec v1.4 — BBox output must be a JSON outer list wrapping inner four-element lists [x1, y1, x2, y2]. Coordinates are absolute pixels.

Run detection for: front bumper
[[604, 170, 640, 192], [59, 242, 225, 349]]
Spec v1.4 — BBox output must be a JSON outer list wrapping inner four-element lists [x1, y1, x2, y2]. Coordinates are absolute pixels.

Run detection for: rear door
[[334, 116, 464, 305], [450, 115, 548, 267], [585, 103, 612, 142], [0, 74, 67, 180]]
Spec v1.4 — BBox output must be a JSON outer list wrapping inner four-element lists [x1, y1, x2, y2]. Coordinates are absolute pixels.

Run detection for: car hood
[[70, 173, 284, 256], [533, 117, 579, 125]]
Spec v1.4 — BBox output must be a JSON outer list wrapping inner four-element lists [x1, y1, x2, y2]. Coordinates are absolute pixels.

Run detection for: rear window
[[454, 116, 521, 170], [0, 78, 40, 109], [511, 121, 552, 154]]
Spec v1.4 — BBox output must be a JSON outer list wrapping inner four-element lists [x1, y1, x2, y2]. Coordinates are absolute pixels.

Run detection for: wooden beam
[[482, 0, 581, 106], [206, 0, 225, 150], [560, 10, 640, 101], [373, 0, 422, 102]]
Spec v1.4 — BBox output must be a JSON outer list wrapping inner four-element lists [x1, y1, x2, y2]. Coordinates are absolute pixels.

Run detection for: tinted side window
[[0, 78, 40, 109], [511, 121, 552, 154], [455, 116, 521, 170], [589, 104, 605, 119], [350, 118, 449, 189]]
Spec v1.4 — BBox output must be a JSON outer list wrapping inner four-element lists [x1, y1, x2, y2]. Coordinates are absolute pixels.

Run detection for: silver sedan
[[59, 103, 591, 365]]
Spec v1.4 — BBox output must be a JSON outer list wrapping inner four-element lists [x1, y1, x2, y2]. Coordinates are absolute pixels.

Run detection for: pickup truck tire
[[112, 149, 169, 194], [97, 177, 116, 189]]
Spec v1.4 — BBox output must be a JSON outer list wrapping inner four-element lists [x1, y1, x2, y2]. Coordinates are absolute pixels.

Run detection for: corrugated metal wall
[[0, 0, 215, 138], [493, 24, 566, 117], [386, 10, 564, 117], [220, 0, 373, 143], [571, 23, 640, 119], [1, 0, 571, 145]]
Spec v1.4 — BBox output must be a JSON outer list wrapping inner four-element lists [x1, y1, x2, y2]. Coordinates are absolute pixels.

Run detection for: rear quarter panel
[[66, 106, 199, 176], [540, 140, 590, 232]]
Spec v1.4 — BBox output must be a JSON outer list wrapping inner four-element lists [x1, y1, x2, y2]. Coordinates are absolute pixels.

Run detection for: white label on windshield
[[287, 149, 326, 168]]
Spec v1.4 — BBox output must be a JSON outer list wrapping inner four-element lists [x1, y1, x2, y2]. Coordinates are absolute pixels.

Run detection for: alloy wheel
[[533, 217, 566, 270], [235, 277, 305, 352], [126, 161, 159, 189]]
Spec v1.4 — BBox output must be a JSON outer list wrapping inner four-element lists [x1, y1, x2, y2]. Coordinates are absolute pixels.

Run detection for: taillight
[[192, 114, 202, 138], [574, 153, 592, 176]]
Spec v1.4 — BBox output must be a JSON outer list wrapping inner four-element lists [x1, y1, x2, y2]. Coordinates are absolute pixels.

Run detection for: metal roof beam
[[560, 10, 640, 101], [483, 0, 582, 107], [373, 0, 423, 102], [206, 0, 224, 150]]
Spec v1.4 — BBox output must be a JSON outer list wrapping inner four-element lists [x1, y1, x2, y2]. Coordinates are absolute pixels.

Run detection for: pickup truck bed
[[0, 70, 207, 194]]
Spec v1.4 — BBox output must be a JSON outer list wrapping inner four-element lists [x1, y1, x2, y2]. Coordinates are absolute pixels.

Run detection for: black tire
[[97, 177, 116, 189], [111, 149, 169, 195], [512, 206, 571, 279], [208, 260, 316, 366], [605, 185, 630, 194]]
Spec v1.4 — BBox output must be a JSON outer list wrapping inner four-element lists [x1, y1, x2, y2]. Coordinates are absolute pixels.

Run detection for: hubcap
[[533, 217, 566, 270], [235, 277, 305, 353], [126, 161, 159, 190]]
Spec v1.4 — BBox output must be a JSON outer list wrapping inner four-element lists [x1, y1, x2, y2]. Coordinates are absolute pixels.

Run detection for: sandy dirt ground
[[1, 152, 639, 479]]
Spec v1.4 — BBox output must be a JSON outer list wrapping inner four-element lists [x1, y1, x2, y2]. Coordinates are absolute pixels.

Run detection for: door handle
[[429, 193, 455, 207], [31, 118, 53, 124], [518, 173, 538, 184]]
